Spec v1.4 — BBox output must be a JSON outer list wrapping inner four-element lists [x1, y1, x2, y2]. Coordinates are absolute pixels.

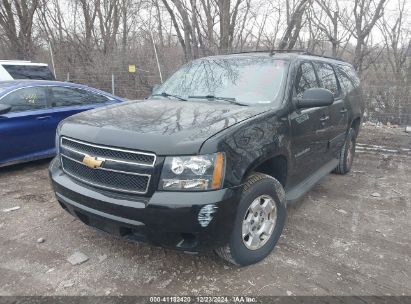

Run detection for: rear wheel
[[215, 173, 286, 266], [334, 128, 356, 175]]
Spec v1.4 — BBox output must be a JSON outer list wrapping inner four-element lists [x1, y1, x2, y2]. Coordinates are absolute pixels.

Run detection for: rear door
[[0, 86, 53, 164], [313, 61, 348, 158], [289, 61, 331, 186]]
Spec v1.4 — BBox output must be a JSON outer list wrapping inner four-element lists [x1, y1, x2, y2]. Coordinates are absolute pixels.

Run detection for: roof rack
[[231, 49, 308, 55], [231, 49, 345, 62], [301, 51, 345, 62]]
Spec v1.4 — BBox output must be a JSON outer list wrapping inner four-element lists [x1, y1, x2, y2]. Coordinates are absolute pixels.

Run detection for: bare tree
[[0, 0, 40, 59], [278, 0, 310, 50], [95, 0, 121, 54], [77, 0, 98, 52], [308, 0, 352, 56], [160, 0, 195, 60], [379, 0, 410, 82], [159, 0, 250, 59], [340, 0, 387, 73]]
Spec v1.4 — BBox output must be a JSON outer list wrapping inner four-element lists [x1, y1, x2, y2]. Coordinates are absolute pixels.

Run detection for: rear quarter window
[[2, 65, 55, 80], [340, 65, 360, 88], [336, 66, 355, 93]]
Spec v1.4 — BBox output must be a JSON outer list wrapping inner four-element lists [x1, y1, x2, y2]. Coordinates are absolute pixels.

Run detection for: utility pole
[[150, 30, 163, 83], [49, 41, 56, 78]]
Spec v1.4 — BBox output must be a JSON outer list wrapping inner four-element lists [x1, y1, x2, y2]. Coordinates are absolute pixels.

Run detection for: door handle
[[340, 108, 348, 114], [320, 115, 330, 122], [36, 116, 51, 120]]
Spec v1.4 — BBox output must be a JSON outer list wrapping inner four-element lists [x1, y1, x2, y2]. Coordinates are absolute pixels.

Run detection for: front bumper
[[49, 157, 241, 251]]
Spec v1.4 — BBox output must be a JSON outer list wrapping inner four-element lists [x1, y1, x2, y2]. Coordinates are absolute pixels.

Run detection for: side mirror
[[297, 88, 334, 109], [151, 84, 160, 94], [0, 104, 11, 115]]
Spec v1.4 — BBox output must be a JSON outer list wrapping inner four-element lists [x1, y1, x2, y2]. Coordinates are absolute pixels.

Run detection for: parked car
[[0, 60, 55, 81], [49, 51, 364, 266], [0, 80, 125, 167]]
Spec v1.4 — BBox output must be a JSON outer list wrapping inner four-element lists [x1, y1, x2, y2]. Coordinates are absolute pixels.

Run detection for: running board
[[285, 159, 339, 204]]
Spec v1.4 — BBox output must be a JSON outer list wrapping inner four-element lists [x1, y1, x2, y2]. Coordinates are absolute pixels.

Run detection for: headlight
[[159, 153, 225, 191]]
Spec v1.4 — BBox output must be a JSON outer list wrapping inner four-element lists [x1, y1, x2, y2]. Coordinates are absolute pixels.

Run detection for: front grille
[[61, 137, 155, 166], [61, 156, 150, 193], [60, 137, 155, 194]]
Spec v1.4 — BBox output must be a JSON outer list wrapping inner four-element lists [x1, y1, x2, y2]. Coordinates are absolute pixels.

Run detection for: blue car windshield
[[153, 57, 288, 106]]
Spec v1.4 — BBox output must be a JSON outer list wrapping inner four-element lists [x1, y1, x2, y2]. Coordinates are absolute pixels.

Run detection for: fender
[[200, 110, 292, 188]]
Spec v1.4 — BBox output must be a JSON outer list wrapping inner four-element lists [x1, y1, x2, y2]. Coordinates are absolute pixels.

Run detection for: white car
[[0, 60, 55, 81]]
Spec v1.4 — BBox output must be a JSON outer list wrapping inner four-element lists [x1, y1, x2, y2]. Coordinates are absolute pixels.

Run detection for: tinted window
[[2, 65, 55, 80], [336, 66, 355, 93], [50, 87, 109, 107], [340, 65, 360, 88], [0, 87, 48, 112], [295, 62, 319, 98], [313, 62, 339, 97], [155, 58, 288, 105]]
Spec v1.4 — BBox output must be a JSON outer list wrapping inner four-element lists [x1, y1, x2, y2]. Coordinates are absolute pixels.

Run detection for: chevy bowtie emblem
[[82, 155, 104, 169]]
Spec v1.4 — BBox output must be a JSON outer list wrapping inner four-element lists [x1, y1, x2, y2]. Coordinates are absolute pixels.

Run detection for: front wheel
[[215, 173, 287, 266]]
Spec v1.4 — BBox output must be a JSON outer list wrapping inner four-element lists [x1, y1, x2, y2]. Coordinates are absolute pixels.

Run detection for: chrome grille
[[60, 137, 155, 194], [61, 137, 155, 166]]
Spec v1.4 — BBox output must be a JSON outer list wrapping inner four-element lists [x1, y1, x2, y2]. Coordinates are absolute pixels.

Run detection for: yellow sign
[[82, 155, 104, 169], [128, 65, 136, 73]]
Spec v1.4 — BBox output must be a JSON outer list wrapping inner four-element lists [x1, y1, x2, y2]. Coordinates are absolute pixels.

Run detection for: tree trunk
[[218, 0, 231, 54]]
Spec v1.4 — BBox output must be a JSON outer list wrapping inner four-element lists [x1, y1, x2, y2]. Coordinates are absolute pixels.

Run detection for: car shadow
[[0, 158, 52, 174]]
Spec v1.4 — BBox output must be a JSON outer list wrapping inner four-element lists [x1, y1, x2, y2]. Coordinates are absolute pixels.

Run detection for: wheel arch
[[242, 154, 288, 188], [350, 116, 362, 136]]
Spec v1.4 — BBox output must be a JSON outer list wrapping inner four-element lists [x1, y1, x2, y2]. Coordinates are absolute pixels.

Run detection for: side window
[[295, 62, 319, 98], [0, 87, 47, 113], [341, 65, 360, 88], [50, 87, 109, 107], [87, 91, 110, 104], [313, 62, 339, 97], [336, 66, 355, 93]]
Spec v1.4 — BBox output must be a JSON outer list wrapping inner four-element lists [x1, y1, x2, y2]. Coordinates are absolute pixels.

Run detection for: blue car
[[0, 80, 125, 167]]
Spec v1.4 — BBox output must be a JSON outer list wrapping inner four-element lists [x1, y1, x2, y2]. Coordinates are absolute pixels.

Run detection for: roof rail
[[230, 49, 346, 62], [271, 49, 308, 54], [231, 49, 308, 55], [302, 51, 345, 62]]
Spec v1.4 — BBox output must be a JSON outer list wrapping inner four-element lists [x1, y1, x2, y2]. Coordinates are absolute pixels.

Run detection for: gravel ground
[[0, 125, 410, 296]]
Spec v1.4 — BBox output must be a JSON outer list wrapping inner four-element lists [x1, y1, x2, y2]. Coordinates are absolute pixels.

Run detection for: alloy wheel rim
[[242, 195, 277, 250]]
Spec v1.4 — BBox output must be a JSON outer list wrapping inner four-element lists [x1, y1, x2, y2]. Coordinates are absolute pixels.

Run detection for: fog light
[[198, 204, 218, 227]]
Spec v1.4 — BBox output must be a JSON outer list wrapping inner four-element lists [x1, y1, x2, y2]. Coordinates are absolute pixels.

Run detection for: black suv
[[49, 51, 363, 266]]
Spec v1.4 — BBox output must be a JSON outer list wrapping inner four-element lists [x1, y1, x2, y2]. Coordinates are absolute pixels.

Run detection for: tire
[[215, 173, 287, 266], [333, 128, 356, 175]]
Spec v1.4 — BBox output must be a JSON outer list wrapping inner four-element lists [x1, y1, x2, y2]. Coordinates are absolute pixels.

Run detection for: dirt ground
[[0, 125, 410, 296]]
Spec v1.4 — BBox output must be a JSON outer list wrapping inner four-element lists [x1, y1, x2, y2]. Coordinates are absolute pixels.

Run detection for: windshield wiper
[[152, 92, 187, 101], [188, 95, 248, 106]]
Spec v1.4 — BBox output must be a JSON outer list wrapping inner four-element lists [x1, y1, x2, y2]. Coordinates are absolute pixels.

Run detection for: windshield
[[153, 57, 288, 106]]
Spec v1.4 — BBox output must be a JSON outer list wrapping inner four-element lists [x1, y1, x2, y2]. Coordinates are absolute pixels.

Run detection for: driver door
[[0, 86, 51, 164], [289, 61, 332, 186]]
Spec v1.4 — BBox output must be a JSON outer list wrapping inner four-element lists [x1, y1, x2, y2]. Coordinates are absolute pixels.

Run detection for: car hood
[[60, 99, 270, 155]]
